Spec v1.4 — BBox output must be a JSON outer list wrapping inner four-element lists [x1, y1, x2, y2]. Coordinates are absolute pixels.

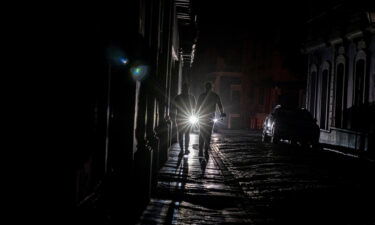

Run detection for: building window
[[231, 90, 241, 113], [335, 63, 345, 128], [258, 87, 265, 105], [354, 59, 366, 106], [367, 12, 375, 24], [320, 69, 328, 129], [352, 50, 368, 130], [309, 71, 317, 116], [320, 65, 330, 130], [248, 88, 254, 101]]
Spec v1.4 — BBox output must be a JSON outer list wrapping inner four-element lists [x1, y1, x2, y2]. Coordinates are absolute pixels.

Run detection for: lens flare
[[213, 118, 218, 123], [131, 65, 149, 78], [189, 115, 198, 124], [120, 58, 128, 64]]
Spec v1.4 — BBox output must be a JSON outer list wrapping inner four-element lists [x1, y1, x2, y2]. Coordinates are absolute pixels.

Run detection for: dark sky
[[193, 0, 374, 46], [191, 1, 311, 75], [195, 1, 308, 38]]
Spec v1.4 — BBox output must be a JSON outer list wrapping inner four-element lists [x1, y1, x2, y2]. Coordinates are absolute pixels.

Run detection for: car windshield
[[274, 108, 314, 121]]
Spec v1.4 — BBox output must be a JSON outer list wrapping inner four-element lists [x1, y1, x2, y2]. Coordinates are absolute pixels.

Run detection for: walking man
[[172, 83, 196, 156], [196, 82, 225, 157]]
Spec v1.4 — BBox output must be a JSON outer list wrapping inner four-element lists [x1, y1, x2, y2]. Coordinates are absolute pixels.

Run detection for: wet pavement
[[139, 134, 251, 224], [139, 130, 375, 225]]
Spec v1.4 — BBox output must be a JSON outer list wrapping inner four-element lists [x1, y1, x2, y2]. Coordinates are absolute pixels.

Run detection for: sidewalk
[[319, 143, 375, 163], [138, 134, 251, 224]]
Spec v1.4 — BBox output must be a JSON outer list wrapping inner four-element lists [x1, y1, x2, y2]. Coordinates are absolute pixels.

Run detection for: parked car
[[262, 105, 320, 148]]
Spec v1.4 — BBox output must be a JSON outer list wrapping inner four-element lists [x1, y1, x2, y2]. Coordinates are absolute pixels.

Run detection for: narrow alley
[[17, 1, 375, 224]]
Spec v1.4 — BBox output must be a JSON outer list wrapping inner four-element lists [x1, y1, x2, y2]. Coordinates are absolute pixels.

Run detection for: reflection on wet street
[[139, 134, 250, 224], [211, 130, 375, 225], [139, 130, 375, 224]]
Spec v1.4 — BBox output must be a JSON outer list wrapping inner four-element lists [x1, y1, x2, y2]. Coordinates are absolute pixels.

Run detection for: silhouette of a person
[[172, 83, 196, 156], [196, 82, 225, 157]]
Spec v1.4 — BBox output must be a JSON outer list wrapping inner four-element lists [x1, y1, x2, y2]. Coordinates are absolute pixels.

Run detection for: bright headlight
[[213, 118, 218, 123], [189, 115, 198, 124]]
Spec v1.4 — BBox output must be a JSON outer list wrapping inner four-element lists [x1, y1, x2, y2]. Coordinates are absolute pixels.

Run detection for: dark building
[[64, 0, 199, 222], [303, 1, 375, 155]]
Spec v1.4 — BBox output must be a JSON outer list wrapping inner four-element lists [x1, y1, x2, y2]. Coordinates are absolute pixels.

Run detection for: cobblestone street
[[139, 130, 375, 225], [139, 134, 251, 224]]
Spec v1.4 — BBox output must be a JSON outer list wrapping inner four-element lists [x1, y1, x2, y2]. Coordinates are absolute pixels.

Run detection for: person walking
[[172, 83, 196, 156], [196, 82, 225, 157]]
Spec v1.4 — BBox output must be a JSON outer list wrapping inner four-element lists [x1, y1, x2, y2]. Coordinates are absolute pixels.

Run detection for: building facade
[[72, 0, 198, 222], [304, 2, 375, 155]]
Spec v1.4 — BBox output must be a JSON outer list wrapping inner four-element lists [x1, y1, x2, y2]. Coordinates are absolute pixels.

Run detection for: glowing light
[[131, 65, 149, 79], [213, 118, 218, 123], [189, 115, 198, 124], [120, 58, 128, 65]]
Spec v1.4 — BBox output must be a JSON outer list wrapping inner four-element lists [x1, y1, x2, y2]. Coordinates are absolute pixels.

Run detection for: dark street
[[211, 131, 375, 224], [139, 131, 375, 224], [13, 0, 375, 224]]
